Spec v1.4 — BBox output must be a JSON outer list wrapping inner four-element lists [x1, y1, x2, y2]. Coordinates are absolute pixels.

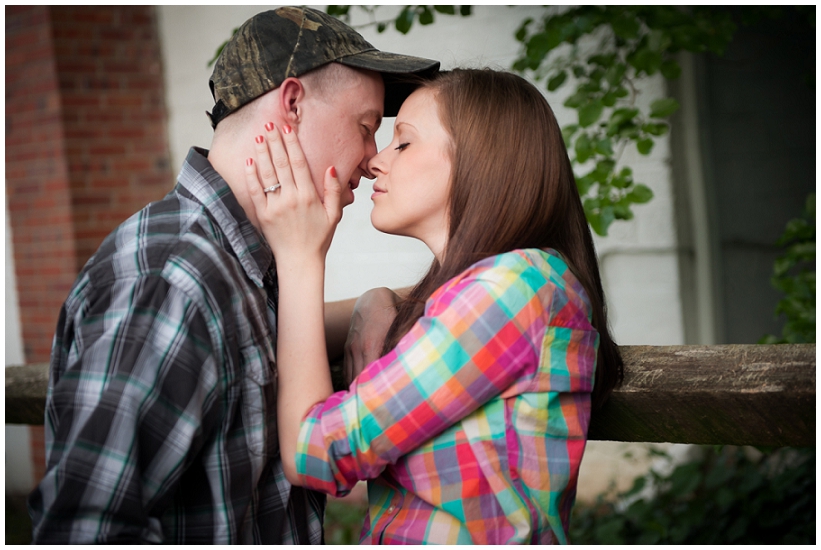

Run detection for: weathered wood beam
[[6, 344, 816, 447], [588, 344, 815, 447], [5, 362, 49, 426]]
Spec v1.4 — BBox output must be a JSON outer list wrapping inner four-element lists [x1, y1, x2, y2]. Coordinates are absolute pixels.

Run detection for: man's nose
[[362, 137, 379, 179]]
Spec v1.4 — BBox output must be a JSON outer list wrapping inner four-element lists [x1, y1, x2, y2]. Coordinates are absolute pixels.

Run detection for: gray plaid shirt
[[29, 147, 324, 544]]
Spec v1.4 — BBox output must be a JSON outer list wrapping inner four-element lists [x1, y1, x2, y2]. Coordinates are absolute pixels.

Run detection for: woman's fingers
[[253, 131, 280, 193], [244, 157, 266, 213], [323, 165, 343, 226], [279, 124, 318, 199], [265, 123, 297, 193]]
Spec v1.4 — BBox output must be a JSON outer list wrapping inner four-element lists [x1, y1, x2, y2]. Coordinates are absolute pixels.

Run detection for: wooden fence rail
[[5, 344, 815, 447]]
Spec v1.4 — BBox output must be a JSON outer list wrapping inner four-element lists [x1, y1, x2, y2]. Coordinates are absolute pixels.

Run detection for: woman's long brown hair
[[381, 69, 623, 409]]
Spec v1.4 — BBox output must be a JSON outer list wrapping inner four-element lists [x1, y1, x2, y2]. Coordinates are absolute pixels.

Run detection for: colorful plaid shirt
[[297, 248, 598, 544], [29, 148, 324, 544]]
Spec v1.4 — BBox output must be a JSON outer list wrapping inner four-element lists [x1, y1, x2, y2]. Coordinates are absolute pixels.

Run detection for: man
[[28, 7, 438, 543]]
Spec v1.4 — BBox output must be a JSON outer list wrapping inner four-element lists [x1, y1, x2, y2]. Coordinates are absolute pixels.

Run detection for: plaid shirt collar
[[178, 147, 275, 288]]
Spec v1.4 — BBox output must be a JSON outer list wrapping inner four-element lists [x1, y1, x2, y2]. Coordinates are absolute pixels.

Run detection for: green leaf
[[547, 71, 567, 91], [612, 166, 634, 188], [460, 5, 472, 16], [419, 6, 434, 25], [326, 5, 350, 17], [515, 17, 533, 42], [578, 100, 604, 127], [627, 183, 654, 203], [637, 137, 654, 155], [613, 203, 634, 220], [576, 172, 596, 196], [594, 517, 625, 544], [647, 29, 672, 52], [526, 32, 552, 63], [207, 27, 239, 67], [589, 53, 616, 68], [377, 22, 387, 33], [561, 124, 579, 146], [650, 97, 680, 118], [642, 122, 669, 136], [605, 63, 627, 86], [615, 122, 639, 139], [563, 90, 588, 109], [572, 64, 587, 78], [595, 137, 614, 155], [629, 46, 664, 75], [512, 58, 529, 72], [578, 80, 602, 94], [601, 90, 618, 107], [661, 58, 682, 79], [590, 206, 615, 236], [607, 107, 638, 134], [395, 7, 414, 34], [434, 5, 455, 15], [596, 159, 616, 176], [611, 13, 640, 39], [623, 475, 647, 497], [575, 133, 594, 163]]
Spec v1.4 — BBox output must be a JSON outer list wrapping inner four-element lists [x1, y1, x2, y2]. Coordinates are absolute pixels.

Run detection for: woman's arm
[[294, 256, 590, 497], [244, 123, 340, 483]]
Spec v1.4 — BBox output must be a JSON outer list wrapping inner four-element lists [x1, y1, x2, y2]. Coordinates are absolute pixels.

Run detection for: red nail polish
[[283, 125, 292, 134], [330, 166, 337, 178], [246, 158, 253, 166], [265, 122, 274, 132], [255, 135, 264, 144]]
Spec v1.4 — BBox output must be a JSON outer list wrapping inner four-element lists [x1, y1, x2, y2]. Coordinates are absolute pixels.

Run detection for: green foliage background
[[570, 445, 815, 544]]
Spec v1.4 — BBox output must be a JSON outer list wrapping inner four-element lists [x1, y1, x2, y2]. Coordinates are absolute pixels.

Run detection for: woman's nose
[[367, 149, 386, 178]]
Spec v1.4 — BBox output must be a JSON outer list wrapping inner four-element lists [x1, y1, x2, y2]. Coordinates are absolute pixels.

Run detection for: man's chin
[[342, 188, 356, 207]]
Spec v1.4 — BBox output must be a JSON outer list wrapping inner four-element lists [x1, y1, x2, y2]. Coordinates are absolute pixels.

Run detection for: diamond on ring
[[263, 184, 281, 193]]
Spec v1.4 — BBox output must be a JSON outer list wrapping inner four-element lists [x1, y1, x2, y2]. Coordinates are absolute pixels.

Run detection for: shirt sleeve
[[295, 260, 551, 497], [30, 275, 221, 544]]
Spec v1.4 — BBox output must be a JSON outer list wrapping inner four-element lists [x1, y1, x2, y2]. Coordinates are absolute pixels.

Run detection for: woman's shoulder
[[432, 248, 579, 302], [465, 248, 574, 285]]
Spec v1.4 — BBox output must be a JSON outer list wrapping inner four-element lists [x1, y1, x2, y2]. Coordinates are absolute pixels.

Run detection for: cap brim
[[337, 50, 440, 117]]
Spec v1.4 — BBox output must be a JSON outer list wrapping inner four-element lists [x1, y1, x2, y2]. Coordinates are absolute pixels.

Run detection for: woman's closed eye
[[395, 143, 410, 151]]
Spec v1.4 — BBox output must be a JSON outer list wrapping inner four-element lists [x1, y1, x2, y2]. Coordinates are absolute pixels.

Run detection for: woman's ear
[[278, 77, 305, 126]]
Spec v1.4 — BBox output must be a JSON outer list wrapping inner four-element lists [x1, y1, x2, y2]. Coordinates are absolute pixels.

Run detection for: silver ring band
[[263, 184, 281, 193]]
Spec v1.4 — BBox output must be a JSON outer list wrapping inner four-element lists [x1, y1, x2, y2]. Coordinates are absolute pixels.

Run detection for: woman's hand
[[343, 287, 401, 385], [244, 122, 345, 267], [244, 122, 339, 484]]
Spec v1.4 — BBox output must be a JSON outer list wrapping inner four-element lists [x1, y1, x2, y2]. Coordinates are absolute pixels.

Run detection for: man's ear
[[278, 77, 305, 126]]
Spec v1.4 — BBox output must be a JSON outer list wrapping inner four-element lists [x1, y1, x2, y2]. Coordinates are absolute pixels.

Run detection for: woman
[[244, 69, 622, 544]]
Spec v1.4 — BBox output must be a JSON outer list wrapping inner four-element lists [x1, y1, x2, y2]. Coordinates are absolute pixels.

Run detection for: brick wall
[[6, 6, 174, 363], [6, 6, 174, 490], [6, 6, 79, 365]]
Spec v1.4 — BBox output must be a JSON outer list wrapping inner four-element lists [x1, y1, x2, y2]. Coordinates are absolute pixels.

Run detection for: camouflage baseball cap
[[208, 6, 440, 128]]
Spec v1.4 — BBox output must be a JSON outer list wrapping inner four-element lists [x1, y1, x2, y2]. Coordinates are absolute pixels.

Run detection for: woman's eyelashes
[[395, 142, 410, 151]]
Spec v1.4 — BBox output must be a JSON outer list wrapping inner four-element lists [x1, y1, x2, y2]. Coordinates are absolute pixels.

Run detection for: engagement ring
[[263, 184, 281, 193]]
